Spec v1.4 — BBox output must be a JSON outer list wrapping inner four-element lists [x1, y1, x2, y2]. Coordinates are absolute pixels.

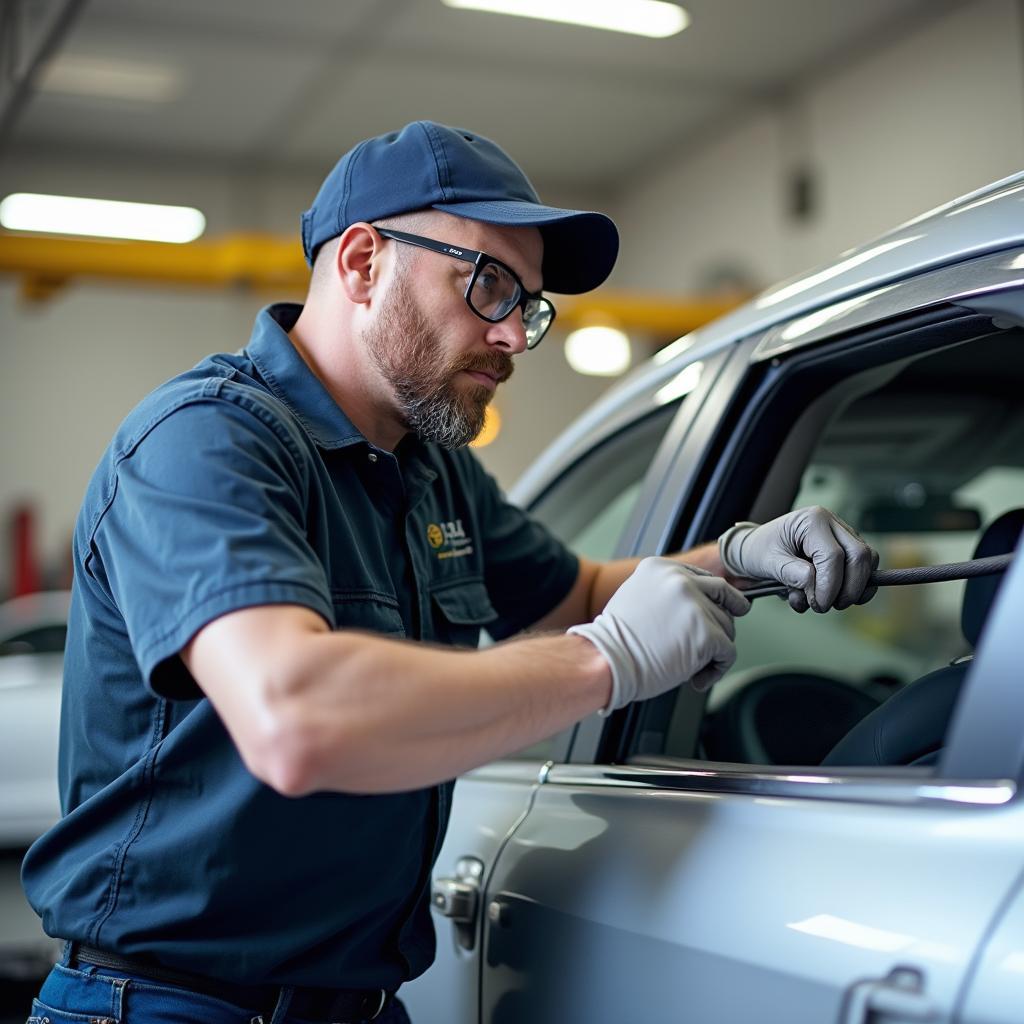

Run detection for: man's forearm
[[193, 610, 612, 797], [320, 632, 610, 792]]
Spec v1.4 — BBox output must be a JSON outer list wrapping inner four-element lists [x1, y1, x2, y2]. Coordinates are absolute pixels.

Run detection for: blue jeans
[[27, 948, 413, 1024]]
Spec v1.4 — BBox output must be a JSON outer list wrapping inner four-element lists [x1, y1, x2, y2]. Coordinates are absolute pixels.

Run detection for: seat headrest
[[962, 508, 1024, 647]]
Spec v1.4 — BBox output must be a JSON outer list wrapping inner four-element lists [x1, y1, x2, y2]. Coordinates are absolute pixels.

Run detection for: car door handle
[[840, 966, 939, 1023], [431, 878, 477, 923], [430, 856, 484, 950]]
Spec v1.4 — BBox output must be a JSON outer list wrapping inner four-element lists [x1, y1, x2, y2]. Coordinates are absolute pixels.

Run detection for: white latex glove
[[569, 557, 750, 715], [719, 505, 879, 613]]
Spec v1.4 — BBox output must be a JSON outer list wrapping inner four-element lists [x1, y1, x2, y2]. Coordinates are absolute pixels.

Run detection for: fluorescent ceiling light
[[442, 0, 689, 38], [0, 193, 206, 243], [39, 55, 184, 103], [565, 326, 631, 376]]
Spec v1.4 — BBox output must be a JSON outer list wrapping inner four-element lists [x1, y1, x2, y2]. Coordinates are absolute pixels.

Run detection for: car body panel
[[957, 865, 1024, 1023], [479, 775, 1024, 1023], [399, 764, 542, 1024], [405, 171, 1024, 1023]]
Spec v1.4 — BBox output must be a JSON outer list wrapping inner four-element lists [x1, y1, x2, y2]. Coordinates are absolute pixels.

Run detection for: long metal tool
[[742, 552, 1015, 600]]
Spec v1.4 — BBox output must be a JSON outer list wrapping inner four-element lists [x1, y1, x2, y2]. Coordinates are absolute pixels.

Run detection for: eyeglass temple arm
[[374, 227, 483, 265]]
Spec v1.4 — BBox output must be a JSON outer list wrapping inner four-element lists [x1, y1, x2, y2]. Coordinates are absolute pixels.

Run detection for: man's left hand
[[718, 506, 879, 613]]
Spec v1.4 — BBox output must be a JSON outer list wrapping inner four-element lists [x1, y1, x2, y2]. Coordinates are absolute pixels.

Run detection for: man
[[22, 121, 876, 1024]]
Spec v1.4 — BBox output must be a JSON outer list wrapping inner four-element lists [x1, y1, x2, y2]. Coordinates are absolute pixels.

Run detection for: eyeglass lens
[[469, 262, 519, 320], [469, 261, 553, 347]]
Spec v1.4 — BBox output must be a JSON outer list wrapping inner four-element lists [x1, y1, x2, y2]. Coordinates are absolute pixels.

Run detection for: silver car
[[0, 591, 67, 849], [0, 592, 67, 988], [402, 174, 1024, 1024]]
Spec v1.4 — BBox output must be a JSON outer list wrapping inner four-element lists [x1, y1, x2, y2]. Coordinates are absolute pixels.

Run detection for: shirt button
[[367, 452, 378, 464]]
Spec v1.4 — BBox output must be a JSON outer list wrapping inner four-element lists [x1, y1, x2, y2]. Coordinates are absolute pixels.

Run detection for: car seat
[[821, 508, 1024, 768], [701, 670, 882, 765]]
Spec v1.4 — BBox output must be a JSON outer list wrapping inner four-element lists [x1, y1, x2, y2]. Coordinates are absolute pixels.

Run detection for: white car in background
[[0, 591, 67, 849]]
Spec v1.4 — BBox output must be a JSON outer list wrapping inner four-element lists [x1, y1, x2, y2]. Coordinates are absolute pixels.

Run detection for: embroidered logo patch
[[427, 519, 474, 560]]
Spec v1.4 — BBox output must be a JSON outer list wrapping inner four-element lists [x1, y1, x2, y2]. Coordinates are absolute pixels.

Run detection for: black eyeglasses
[[374, 227, 556, 349]]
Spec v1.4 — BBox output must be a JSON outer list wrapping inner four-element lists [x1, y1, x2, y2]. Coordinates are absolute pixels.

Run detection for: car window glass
[[528, 401, 681, 561], [499, 400, 682, 761], [660, 331, 1024, 769]]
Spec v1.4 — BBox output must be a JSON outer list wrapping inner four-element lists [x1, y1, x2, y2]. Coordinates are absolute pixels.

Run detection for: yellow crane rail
[[0, 231, 747, 334]]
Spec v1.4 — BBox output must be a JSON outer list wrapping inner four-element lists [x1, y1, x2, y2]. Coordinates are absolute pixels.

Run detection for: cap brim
[[433, 199, 618, 295]]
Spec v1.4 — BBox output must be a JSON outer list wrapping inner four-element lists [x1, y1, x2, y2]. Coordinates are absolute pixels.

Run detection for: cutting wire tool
[[742, 552, 1014, 600]]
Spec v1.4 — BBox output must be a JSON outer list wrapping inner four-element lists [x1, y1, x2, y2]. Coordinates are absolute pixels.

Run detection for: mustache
[[451, 351, 515, 384]]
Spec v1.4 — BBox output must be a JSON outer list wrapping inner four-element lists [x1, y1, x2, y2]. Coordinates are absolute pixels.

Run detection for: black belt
[[71, 945, 391, 1023]]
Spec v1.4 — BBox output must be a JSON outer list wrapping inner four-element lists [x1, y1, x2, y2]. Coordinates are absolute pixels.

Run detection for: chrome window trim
[[543, 763, 1016, 809], [752, 247, 1024, 362], [463, 762, 551, 786]]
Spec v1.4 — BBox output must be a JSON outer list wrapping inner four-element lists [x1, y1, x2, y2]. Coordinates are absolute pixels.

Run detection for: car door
[[946, 546, 1024, 1024], [399, 370, 718, 1024], [477, 254, 1024, 1024]]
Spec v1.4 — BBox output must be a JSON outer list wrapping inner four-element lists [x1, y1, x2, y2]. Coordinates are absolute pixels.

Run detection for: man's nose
[[485, 310, 529, 355]]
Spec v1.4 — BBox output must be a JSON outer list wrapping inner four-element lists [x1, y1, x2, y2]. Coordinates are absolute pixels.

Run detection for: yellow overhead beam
[[0, 231, 306, 293], [0, 232, 747, 335], [556, 291, 747, 337]]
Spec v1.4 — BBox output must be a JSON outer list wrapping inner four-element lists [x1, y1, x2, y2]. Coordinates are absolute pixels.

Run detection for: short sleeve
[[462, 453, 579, 640], [88, 395, 333, 698]]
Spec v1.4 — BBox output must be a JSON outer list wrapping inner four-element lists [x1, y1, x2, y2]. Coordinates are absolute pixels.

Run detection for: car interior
[[680, 328, 1024, 770]]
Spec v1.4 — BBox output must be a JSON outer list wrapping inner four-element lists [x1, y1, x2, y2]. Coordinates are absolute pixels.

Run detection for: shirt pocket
[[429, 579, 497, 648], [330, 589, 406, 637]]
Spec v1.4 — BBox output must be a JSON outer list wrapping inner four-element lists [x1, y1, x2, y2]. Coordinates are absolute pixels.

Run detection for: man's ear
[[335, 223, 387, 305]]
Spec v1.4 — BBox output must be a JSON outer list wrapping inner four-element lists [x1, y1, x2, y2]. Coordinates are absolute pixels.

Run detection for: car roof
[[513, 170, 1024, 504], [641, 170, 1024, 375]]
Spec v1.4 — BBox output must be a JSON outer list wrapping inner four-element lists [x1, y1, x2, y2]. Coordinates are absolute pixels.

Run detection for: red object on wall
[[11, 504, 42, 597]]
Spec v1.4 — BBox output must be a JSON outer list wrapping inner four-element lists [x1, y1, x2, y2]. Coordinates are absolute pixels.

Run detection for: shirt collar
[[245, 304, 439, 492], [246, 303, 364, 450]]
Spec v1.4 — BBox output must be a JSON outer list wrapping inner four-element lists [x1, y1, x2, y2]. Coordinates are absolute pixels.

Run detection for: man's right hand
[[569, 557, 750, 715]]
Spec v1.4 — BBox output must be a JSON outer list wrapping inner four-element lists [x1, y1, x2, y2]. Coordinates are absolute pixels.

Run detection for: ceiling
[[4, 0, 954, 192]]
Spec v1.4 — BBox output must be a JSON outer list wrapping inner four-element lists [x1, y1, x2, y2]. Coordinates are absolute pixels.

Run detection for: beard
[[364, 271, 514, 449]]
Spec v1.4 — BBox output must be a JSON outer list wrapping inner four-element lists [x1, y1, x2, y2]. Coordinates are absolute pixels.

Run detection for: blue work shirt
[[21, 303, 578, 990]]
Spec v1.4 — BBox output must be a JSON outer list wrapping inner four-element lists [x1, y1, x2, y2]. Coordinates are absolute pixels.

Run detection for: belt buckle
[[365, 988, 387, 1020], [330, 988, 386, 1024]]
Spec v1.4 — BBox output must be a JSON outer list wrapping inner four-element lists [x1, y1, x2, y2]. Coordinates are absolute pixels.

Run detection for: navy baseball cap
[[300, 121, 618, 295]]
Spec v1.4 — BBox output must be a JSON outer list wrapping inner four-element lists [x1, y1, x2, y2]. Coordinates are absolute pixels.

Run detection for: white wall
[[0, 149, 616, 590], [0, 280, 255, 587], [3, 0, 1024, 593], [612, 108, 788, 293], [616, 0, 1024, 292]]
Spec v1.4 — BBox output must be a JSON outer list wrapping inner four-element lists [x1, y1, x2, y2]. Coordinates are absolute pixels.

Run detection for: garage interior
[[2, 0, 1024, 1020]]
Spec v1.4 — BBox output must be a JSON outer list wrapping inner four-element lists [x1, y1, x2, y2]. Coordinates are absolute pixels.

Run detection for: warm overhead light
[[38, 55, 184, 103], [565, 326, 632, 376], [0, 193, 206, 244], [441, 0, 689, 39], [470, 405, 502, 448]]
